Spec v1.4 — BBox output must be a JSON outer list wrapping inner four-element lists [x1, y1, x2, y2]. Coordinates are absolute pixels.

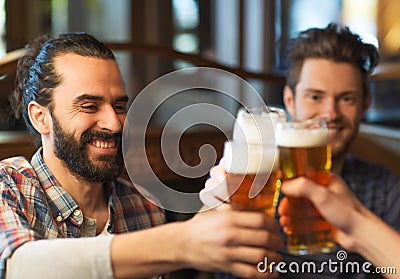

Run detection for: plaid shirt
[[0, 149, 166, 277]]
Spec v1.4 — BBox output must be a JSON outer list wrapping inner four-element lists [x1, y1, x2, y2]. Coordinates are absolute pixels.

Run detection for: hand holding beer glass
[[223, 106, 284, 217], [276, 118, 336, 255]]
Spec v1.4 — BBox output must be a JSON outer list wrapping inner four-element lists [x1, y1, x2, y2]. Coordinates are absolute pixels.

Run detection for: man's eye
[[310, 95, 320, 101], [80, 104, 98, 112], [340, 95, 356, 105], [114, 104, 127, 114]]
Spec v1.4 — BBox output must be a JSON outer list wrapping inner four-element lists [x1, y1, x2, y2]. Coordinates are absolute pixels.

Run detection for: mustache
[[80, 130, 122, 145]]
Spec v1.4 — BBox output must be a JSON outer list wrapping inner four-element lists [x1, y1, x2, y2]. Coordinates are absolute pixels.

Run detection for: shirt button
[[56, 215, 62, 222], [73, 209, 81, 216]]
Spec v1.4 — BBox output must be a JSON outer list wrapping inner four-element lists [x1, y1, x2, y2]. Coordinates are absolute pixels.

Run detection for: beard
[[52, 115, 123, 183]]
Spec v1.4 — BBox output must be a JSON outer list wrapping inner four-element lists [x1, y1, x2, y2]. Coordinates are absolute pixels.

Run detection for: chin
[[331, 144, 350, 158]]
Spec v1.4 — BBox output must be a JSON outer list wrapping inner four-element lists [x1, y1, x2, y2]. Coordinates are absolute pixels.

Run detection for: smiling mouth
[[328, 126, 344, 138], [89, 139, 116, 148]]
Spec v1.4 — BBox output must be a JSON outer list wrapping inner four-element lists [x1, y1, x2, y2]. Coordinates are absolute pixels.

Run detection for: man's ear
[[283, 85, 295, 117], [28, 101, 52, 135]]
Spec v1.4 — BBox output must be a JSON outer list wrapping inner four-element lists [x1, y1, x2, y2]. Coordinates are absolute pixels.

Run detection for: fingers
[[199, 187, 228, 210], [232, 211, 280, 233], [231, 228, 283, 251], [199, 177, 230, 209], [280, 175, 355, 205], [186, 210, 283, 278], [280, 176, 354, 214], [279, 216, 290, 234], [216, 224, 282, 279], [204, 173, 229, 201], [278, 176, 362, 237], [277, 197, 288, 216], [277, 197, 290, 232], [195, 210, 283, 249], [209, 164, 227, 183], [280, 177, 320, 198], [199, 164, 231, 209], [280, 177, 338, 210], [223, 212, 283, 251]]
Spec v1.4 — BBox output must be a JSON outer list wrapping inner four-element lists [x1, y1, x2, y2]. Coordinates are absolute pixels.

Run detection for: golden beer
[[277, 119, 336, 255], [223, 140, 280, 217], [227, 171, 281, 217]]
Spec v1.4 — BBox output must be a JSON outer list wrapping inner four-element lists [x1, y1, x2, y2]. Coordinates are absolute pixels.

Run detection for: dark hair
[[10, 32, 116, 135], [285, 23, 379, 98]]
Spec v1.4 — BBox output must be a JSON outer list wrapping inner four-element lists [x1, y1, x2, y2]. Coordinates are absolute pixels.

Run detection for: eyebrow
[[73, 94, 129, 103], [304, 89, 325, 94]]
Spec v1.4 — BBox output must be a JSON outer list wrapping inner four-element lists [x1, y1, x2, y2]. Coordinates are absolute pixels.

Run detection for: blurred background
[[1, 1, 400, 277], [2, 0, 400, 131]]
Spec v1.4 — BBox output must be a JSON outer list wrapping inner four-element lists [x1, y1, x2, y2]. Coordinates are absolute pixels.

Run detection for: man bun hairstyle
[[10, 32, 116, 135]]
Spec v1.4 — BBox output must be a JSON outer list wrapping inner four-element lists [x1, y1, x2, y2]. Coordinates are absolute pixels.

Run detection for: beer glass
[[223, 106, 285, 216], [233, 106, 286, 144], [276, 118, 335, 255], [223, 141, 280, 216]]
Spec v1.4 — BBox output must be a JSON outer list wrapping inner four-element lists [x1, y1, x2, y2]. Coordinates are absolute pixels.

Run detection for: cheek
[[64, 118, 95, 138], [294, 101, 319, 119], [119, 115, 126, 125], [340, 106, 363, 125]]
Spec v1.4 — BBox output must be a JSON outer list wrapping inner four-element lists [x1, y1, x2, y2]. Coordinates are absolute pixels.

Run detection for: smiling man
[[282, 25, 375, 175], [0, 33, 283, 279], [204, 23, 400, 279], [277, 24, 400, 278]]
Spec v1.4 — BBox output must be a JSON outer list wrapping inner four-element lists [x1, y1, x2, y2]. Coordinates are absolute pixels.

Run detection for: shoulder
[[0, 156, 44, 218], [343, 155, 400, 202], [344, 155, 399, 180], [0, 156, 38, 183]]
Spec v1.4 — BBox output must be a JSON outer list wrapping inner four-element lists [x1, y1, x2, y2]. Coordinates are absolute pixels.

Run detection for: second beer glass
[[223, 106, 284, 217], [276, 118, 336, 255]]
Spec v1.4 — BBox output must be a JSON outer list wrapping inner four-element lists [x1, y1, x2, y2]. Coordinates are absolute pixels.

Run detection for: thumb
[[281, 177, 324, 199]]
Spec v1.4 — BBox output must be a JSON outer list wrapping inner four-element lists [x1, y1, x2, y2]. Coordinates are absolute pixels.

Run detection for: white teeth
[[91, 140, 116, 148]]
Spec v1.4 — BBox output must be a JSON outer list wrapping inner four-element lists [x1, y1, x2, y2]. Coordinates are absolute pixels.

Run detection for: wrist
[[172, 219, 197, 268], [349, 207, 380, 255], [162, 221, 190, 268]]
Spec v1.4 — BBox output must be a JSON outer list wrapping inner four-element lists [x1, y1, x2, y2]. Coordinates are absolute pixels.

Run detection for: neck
[[331, 153, 346, 176], [42, 147, 108, 217]]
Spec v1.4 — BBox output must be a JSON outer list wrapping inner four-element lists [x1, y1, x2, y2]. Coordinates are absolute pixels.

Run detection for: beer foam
[[233, 111, 276, 145], [276, 128, 328, 147], [223, 141, 279, 174]]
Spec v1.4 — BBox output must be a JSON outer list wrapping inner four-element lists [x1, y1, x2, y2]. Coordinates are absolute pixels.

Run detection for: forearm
[[6, 223, 188, 279], [111, 222, 187, 279], [352, 208, 400, 278], [6, 236, 114, 279]]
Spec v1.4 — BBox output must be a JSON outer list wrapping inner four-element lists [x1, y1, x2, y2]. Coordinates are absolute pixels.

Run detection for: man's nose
[[97, 106, 123, 133], [320, 98, 339, 121]]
